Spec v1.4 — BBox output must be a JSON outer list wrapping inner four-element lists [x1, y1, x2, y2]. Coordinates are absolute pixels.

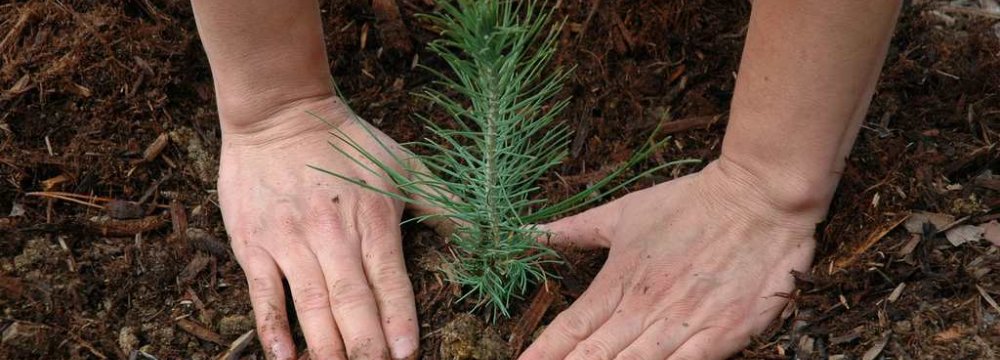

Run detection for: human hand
[[218, 96, 431, 359], [519, 158, 820, 359]]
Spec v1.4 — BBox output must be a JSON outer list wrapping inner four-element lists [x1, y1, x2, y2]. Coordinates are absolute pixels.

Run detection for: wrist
[[700, 156, 833, 227], [218, 94, 351, 146]]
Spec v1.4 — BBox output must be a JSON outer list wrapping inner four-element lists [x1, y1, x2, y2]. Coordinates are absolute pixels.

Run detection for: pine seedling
[[311, 0, 696, 319]]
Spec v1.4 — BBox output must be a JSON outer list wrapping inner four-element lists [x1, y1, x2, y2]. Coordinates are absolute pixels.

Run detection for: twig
[[44, 136, 54, 156], [977, 285, 1000, 316], [87, 215, 169, 237], [576, 0, 602, 43], [70, 334, 108, 359], [510, 280, 560, 353], [25, 192, 104, 209], [140, 133, 170, 163], [833, 214, 909, 271], [215, 329, 256, 360], [175, 318, 226, 346], [138, 173, 172, 205], [0, 4, 32, 55], [658, 114, 724, 135]]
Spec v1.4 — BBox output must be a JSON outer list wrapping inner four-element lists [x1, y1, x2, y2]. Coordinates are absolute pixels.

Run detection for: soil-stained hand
[[519, 158, 820, 360], [218, 96, 430, 360]]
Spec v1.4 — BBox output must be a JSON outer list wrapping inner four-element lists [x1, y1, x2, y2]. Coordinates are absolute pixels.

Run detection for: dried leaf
[[944, 224, 984, 246], [861, 331, 891, 360], [904, 211, 955, 234], [982, 220, 1000, 247], [934, 326, 964, 342]]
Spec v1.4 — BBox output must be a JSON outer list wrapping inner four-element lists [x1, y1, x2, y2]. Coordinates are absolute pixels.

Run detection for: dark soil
[[2, 0, 999, 359]]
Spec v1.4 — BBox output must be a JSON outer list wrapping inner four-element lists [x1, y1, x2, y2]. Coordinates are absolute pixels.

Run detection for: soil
[[2, 0, 999, 359]]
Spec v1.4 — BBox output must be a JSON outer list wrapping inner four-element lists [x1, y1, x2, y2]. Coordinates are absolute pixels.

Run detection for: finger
[[519, 268, 623, 360], [565, 309, 645, 360], [358, 199, 419, 359], [312, 219, 391, 359], [238, 246, 297, 360], [663, 328, 741, 360], [401, 156, 461, 235], [539, 201, 621, 248], [613, 316, 704, 360], [271, 244, 347, 359]]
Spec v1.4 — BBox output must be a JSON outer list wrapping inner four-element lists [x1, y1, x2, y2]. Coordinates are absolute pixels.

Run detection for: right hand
[[218, 96, 436, 359]]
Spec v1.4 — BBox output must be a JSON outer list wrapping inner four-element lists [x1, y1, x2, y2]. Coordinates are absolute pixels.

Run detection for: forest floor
[[1, 0, 999, 359]]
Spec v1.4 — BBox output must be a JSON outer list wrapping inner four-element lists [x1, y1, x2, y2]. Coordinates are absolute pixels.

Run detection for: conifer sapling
[[311, 0, 696, 319]]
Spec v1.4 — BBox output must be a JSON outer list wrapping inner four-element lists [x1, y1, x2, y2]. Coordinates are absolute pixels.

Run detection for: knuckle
[[358, 196, 394, 224], [556, 310, 594, 339], [368, 258, 404, 283], [274, 210, 303, 237], [247, 277, 282, 303], [305, 202, 344, 231], [235, 245, 270, 268], [328, 277, 373, 308], [572, 338, 614, 360], [613, 349, 644, 360], [292, 283, 330, 313], [669, 348, 707, 360]]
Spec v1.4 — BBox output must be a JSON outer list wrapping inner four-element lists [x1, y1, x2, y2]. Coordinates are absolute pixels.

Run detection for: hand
[[218, 96, 428, 359], [519, 158, 820, 360]]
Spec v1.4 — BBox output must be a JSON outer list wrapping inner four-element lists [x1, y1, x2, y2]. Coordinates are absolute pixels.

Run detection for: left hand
[[519, 158, 819, 360]]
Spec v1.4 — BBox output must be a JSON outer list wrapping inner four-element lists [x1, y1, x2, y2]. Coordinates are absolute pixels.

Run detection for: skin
[[191, 0, 900, 359]]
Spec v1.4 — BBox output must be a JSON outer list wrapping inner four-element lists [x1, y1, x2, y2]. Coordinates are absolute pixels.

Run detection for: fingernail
[[390, 337, 417, 359]]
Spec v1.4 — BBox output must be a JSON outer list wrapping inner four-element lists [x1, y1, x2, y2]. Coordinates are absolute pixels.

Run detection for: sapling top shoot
[[311, 0, 696, 319]]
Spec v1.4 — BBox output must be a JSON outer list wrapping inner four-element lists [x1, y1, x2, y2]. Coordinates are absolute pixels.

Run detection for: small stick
[[44, 136, 54, 156], [576, 0, 602, 43], [25, 192, 104, 209], [658, 114, 724, 135], [175, 318, 226, 345], [0, 5, 33, 54], [141, 133, 170, 163], [215, 329, 256, 360], [510, 280, 560, 353]]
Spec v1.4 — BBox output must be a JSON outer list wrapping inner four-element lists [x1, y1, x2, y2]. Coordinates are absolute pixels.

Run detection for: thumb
[[400, 156, 461, 236], [538, 201, 620, 249]]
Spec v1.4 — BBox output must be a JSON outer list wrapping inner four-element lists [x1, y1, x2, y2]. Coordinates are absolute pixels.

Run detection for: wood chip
[[510, 280, 560, 352], [170, 201, 188, 237], [888, 282, 906, 303], [658, 114, 723, 135], [982, 220, 1000, 247], [829, 326, 863, 345], [175, 318, 226, 345], [215, 329, 255, 360], [87, 215, 168, 237], [977, 285, 1000, 316], [41, 174, 70, 191], [835, 214, 908, 270], [177, 254, 212, 286], [904, 211, 954, 234], [141, 133, 170, 163], [861, 331, 891, 360], [187, 228, 231, 259], [934, 326, 963, 342], [944, 224, 984, 246], [897, 233, 922, 257]]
